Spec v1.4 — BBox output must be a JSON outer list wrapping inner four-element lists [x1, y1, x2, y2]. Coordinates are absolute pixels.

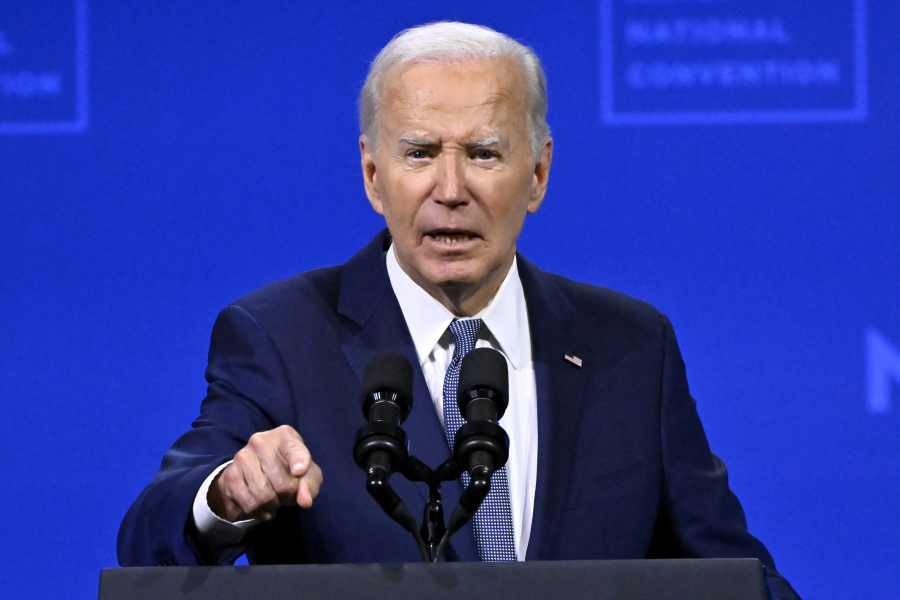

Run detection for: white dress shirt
[[385, 245, 538, 561], [193, 245, 539, 561]]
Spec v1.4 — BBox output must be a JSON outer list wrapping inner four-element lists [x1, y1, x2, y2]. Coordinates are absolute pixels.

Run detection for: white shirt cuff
[[192, 461, 260, 549]]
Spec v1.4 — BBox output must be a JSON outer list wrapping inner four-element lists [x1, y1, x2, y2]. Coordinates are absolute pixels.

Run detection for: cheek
[[377, 172, 430, 223], [481, 180, 532, 221], [485, 193, 533, 244]]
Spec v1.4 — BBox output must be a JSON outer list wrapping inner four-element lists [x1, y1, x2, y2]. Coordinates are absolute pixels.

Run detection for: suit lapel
[[519, 256, 588, 560], [337, 230, 478, 561]]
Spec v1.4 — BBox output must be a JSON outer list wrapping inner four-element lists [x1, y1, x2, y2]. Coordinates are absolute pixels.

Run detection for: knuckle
[[258, 488, 278, 506], [220, 466, 236, 486], [279, 425, 303, 443], [247, 471, 268, 492], [224, 464, 244, 487], [232, 489, 253, 511], [269, 473, 290, 493], [248, 432, 266, 450]]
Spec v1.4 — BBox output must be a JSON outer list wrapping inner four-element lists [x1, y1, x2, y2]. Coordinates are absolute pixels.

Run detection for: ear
[[527, 138, 553, 214], [360, 135, 384, 215]]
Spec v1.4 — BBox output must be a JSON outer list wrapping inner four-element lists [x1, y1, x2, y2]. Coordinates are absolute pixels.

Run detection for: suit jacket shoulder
[[525, 262, 666, 330]]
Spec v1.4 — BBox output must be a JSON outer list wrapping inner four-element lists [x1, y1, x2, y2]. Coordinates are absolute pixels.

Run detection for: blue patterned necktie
[[442, 318, 517, 561]]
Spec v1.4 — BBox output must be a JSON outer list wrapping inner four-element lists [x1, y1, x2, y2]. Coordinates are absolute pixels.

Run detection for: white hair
[[359, 21, 550, 162]]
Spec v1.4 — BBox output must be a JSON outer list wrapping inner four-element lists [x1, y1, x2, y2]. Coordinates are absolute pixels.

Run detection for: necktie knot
[[448, 318, 484, 359]]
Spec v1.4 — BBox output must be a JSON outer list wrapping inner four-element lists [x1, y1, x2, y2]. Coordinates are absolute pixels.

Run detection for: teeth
[[434, 234, 471, 244]]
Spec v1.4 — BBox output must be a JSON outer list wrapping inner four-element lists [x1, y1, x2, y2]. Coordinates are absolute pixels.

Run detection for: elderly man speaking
[[118, 21, 800, 600]]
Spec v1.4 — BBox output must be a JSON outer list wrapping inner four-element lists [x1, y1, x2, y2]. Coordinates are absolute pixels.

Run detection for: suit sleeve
[[652, 314, 801, 600], [116, 304, 296, 566]]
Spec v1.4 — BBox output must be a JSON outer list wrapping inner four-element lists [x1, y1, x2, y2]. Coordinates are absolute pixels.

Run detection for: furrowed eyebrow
[[398, 136, 502, 148], [398, 136, 437, 146], [465, 137, 501, 148]]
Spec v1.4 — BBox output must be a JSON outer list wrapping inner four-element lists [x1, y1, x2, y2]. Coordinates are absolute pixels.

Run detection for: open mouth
[[425, 229, 479, 245], [432, 233, 473, 244]]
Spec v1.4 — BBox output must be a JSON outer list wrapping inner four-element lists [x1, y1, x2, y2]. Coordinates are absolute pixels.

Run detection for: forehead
[[378, 58, 529, 136]]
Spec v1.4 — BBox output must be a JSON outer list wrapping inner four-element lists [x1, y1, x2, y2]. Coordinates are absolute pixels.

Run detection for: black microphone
[[353, 351, 413, 476], [457, 346, 509, 422], [454, 347, 511, 478], [360, 352, 413, 425]]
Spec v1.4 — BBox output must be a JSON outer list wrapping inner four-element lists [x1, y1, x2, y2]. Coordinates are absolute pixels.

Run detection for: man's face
[[360, 57, 552, 314]]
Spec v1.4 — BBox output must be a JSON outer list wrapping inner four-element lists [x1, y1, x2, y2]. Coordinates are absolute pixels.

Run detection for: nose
[[432, 152, 468, 206]]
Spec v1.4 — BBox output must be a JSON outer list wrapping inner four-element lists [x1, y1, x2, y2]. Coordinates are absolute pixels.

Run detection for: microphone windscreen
[[458, 347, 509, 415], [362, 351, 414, 407]]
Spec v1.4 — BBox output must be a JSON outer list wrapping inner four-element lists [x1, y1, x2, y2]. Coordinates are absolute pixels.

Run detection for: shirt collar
[[385, 244, 528, 369]]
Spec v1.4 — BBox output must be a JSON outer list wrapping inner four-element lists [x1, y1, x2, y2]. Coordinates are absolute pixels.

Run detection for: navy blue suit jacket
[[118, 230, 799, 599]]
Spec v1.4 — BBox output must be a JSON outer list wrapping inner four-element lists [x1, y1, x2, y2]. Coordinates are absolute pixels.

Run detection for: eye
[[409, 149, 429, 160], [474, 150, 496, 160]]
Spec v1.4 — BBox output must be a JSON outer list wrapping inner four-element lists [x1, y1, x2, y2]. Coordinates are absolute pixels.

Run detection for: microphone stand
[[356, 415, 500, 562], [385, 450, 496, 562], [394, 456, 439, 561], [402, 459, 493, 562]]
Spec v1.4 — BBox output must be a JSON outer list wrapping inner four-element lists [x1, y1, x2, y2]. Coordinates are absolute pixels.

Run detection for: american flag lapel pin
[[564, 354, 583, 367]]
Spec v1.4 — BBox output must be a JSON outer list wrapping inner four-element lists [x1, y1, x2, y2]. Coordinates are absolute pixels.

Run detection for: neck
[[396, 253, 514, 318], [431, 278, 503, 317]]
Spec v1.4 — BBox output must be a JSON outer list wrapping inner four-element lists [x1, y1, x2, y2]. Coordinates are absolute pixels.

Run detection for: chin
[[424, 265, 485, 290], [431, 272, 482, 289]]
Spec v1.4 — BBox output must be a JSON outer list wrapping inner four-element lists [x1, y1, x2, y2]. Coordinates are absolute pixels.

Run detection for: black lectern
[[99, 559, 769, 600]]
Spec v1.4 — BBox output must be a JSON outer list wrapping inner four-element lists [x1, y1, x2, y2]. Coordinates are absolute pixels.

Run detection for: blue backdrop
[[1, 1, 898, 599]]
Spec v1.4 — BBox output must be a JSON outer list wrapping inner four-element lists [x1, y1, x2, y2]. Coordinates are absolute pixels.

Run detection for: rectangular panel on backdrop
[[599, 0, 868, 124], [0, 0, 88, 134]]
